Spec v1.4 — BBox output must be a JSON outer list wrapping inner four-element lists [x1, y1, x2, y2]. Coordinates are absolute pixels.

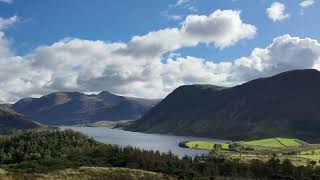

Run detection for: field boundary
[[274, 138, 288, 148]]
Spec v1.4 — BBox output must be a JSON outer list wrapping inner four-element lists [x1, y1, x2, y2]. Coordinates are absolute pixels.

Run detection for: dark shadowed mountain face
[[126, 69, 320, 143], [12, 91, 160, 125], [0, 108, 40, 134]]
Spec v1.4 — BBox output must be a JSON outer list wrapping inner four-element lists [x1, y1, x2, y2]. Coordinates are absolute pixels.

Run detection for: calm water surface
[[60, 126, 227, 158]]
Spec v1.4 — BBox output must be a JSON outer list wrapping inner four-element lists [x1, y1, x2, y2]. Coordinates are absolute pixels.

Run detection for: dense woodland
[[0, 130, 320, 179]]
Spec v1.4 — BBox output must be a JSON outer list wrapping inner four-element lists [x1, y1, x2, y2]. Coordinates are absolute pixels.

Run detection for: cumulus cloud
[[299, 0, 315, 7], [0, 10, 255, 102], [0, 11, 320, 103], [234, 35, 320, 81], [266, 2, 290, 22], [118, 10, 256, 57], [181, 10, 257, 48]]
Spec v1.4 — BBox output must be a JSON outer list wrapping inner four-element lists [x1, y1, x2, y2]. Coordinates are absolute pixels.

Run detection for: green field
[[185, 141, 229, 150], [183, 138, 303, 151], [180, 137, 320, 166], [242, 138, 302, 148]]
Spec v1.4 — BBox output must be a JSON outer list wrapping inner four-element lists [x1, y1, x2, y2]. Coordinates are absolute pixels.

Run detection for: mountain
[[12, 91, 160, 125], [0, 108, 40, 134], [126, 69, 320, 143]]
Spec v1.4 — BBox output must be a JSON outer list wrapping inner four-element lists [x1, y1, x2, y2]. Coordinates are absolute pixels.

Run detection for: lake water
[[59, 126, 226, 158]]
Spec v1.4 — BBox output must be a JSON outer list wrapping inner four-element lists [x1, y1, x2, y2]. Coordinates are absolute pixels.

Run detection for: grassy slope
[[242, 138, 302, 148], [184, 138, 302, 151], [185, 141, 229, 150], [0, 167, 174, 180]]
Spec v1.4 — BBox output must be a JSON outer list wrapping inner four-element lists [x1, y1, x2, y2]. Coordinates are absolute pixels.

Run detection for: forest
[[0, 130, 320, 179]]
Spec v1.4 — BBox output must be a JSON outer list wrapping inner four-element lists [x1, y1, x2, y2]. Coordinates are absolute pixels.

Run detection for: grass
[[242, 138, 302, 148], [300, 149, 320, 155], [185, 141, 229, 150], [184, 138, 303, 150], [181, 137, 320, 166]]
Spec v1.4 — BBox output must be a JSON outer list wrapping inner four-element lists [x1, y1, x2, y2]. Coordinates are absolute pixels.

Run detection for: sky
[[0, 0, 319, 103]]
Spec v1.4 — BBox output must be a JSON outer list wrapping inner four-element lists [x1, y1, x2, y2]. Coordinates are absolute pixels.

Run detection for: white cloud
[[266, 2, 290, 22], [181, 10, 257, 49], [0, 0, 13, 4], [1, 12, 320, 104], [299, 0, 315, 7], [0, 10, 256, 102], [234, 35, 320, 81], [118, 10, 256, 57], [2, 34, 319, 103], [0, 15, 18, 58], [0, 15, 18, 30]]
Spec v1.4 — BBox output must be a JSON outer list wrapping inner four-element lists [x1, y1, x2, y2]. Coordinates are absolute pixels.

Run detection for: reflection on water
[[60, 126, 226, 158]]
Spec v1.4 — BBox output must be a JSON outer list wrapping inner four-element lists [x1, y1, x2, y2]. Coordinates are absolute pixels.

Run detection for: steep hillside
[[12, 91, 159, 125], [126, 69, 320, 142], [0, 108, 40, 134]]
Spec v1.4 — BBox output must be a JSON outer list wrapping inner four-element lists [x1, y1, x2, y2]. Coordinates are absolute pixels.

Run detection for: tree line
[[0, 129, 320, 179]]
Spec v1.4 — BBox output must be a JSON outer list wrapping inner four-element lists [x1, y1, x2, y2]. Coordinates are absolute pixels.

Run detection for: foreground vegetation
[[0, 167, 174, 180], [1, 130, 320, 179]]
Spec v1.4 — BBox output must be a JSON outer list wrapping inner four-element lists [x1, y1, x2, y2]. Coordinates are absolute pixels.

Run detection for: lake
[[59, 126, 226, 158]]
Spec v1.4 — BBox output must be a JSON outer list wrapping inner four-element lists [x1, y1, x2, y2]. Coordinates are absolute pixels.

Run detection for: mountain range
[[126, 69, 320, 143], [12, 91, 159, 125]]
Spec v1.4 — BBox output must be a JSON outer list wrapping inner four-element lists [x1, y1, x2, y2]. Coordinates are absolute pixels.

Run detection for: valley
[[59, 126, 216, 158], [2, 69, 320, 179], [74, 120, 134, 128], [1, 0, 320, 178], [60, 126, 320, 167]]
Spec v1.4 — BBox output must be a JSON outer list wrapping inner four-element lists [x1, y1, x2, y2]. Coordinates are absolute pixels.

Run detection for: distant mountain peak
[[98, 91, 114, 96], [97, 91, 121, 98], [12, 91, 160, 125]]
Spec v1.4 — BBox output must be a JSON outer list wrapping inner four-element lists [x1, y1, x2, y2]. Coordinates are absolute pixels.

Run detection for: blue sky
[[0, 0, 320, 102], [1, 0, 319, 60]]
